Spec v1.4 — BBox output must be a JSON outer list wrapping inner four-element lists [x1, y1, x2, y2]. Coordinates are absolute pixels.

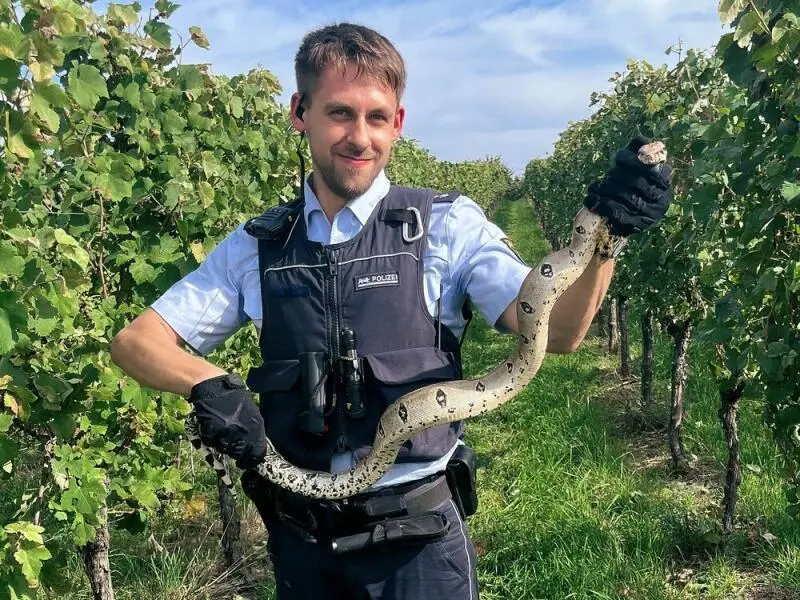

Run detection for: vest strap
[[380, 208, 415, 224], [459, 297, 474, 346], [380, 206, 425, 243]]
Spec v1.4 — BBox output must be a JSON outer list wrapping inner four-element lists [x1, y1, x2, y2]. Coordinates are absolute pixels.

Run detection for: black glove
[[189, 373, 268, 469], [583, 136, 672, 237]]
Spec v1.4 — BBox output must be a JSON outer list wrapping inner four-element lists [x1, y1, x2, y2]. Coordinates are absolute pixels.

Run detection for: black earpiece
[[295, 93, 306, 121]]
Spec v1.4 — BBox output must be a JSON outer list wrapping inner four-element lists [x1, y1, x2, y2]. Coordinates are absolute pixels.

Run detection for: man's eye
[[371, 114, 388, 122]]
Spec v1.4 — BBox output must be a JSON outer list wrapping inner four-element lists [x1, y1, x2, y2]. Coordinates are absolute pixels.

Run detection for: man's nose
[[347, 117, 370, 150]]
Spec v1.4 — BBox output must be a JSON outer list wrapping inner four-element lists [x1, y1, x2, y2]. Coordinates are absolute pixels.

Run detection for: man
[[110, 22, 670, 600]]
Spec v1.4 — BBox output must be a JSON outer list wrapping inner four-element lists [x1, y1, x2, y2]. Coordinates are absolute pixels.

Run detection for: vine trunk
[[79, 507, 115, 600], [608, 298, 619, 355], [719, 378, 745, 534], [641, 310, 654, 406], [669, 320, 692, 474], [618, 297, 630, 378]]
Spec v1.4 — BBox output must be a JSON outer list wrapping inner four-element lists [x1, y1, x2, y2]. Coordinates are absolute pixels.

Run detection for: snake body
[[186, 142, 667, 500]]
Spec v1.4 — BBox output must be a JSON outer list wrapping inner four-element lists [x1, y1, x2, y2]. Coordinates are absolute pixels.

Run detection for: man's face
[[290, 63, 405, 203]]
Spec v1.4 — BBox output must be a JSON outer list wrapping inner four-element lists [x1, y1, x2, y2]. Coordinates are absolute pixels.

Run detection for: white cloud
[[161, 0, 726, 174]]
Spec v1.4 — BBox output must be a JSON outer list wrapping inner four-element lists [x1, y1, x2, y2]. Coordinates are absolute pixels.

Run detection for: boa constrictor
[[186, 142, 667, 500]]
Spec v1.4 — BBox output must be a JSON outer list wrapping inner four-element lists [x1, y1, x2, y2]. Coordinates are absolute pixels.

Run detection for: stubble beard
[[313, 147, 381, 201]]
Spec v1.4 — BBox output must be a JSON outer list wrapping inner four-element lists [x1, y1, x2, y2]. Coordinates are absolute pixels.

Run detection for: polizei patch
[[354, 271, 400, 291]]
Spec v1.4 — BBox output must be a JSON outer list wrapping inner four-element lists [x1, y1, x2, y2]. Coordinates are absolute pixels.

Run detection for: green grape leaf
[[189, 26, 209, 49], [13, 544, 52, 586], [54, 229, 90, 271], [68, 64, 109, 110], [0, 308, 14, 354], [0, 241, 25, 278]]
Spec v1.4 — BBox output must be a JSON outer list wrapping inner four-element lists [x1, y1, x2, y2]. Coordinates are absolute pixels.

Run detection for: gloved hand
[[189, 373, 268, 469], [583, 136, 672, 237]]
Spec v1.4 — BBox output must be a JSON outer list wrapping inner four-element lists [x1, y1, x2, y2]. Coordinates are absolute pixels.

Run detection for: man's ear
[[290, 92, 306, 131], [392, 104, 405, 140]]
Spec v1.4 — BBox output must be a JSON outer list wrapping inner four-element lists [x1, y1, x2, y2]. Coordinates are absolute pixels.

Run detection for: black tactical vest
[[244, 186, 465, 472]]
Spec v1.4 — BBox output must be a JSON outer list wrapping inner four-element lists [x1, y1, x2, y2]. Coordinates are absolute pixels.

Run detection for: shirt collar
[[303, 170, 391, 228]]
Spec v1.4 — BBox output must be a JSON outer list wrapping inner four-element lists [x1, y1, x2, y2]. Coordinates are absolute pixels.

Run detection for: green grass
[[18, 196, 800, 598], [41, 474, 275, 600], [456, 197, 800, 599]]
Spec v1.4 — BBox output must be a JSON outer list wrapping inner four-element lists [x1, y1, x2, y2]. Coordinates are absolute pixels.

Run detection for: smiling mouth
[[337, 156, 375, 170]]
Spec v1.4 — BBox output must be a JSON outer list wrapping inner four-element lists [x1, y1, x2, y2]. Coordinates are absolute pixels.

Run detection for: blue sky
[[134, 0, 726, 174]]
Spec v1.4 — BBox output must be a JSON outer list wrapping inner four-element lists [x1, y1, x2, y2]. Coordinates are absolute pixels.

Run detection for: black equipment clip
[[340, 328, 366, 419], [244, 198, 304, 244], [331, 512, 450, 554], [298, 352, 330, 435], [445, 444, 479, 519]]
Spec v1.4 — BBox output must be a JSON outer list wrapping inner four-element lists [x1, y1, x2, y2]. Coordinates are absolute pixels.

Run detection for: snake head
[[637, 141, 667, 165]]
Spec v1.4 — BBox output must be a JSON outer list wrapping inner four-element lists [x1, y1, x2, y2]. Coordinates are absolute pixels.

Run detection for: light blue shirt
[[152, 170, 531, 488]]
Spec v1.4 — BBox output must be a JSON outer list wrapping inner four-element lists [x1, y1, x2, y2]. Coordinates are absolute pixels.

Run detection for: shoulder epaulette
[[431, 190, 462, 204]]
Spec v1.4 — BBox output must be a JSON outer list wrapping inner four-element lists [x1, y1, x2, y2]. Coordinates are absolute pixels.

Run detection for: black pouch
[[244, 199, 303, 243], [331, 512, 449, 554], [445, 444, 479, 519], [241, 471, 279, 528]]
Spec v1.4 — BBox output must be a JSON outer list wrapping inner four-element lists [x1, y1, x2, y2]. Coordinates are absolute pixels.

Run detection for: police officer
[[110, 22, 671, 600]]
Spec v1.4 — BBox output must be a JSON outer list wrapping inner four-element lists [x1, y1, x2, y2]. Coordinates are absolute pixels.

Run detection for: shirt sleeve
[[150, 225, 252, 356], [445, 196, 532, 330]]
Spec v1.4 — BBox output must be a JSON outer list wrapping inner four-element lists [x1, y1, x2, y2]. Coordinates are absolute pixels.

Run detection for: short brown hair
[[294, 23, 407, 104]]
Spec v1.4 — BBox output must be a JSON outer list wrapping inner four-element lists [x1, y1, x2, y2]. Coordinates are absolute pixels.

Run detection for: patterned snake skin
[[187, 142, 668, 500]]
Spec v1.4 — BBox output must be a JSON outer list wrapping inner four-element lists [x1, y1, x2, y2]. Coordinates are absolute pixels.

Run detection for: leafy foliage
[[388, 137, 513, 216], [520, 0, 800, 521], [0, 2, 520, 595], [0, 1, 300, 596]]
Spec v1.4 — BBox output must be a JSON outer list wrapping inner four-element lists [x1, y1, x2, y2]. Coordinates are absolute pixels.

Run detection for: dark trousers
[[271, 498, 478, 599], [243, 474, 479, 599]]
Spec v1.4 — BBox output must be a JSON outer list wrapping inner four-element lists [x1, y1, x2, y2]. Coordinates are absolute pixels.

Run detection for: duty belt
[[275, 473, 452, 538]]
